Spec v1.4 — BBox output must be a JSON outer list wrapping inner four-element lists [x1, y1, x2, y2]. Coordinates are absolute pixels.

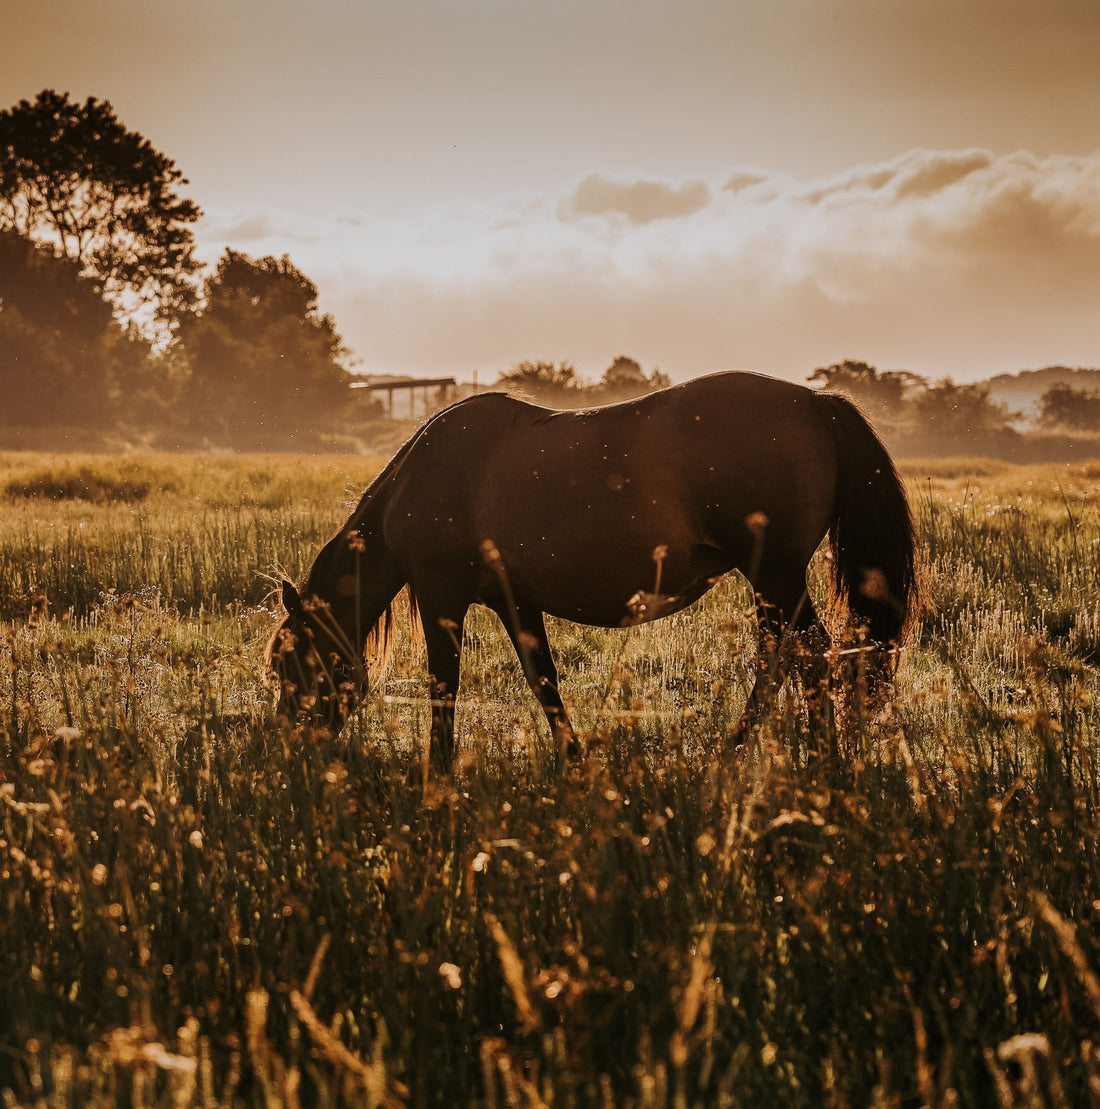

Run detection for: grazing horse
[[268, 371, 916, 770]]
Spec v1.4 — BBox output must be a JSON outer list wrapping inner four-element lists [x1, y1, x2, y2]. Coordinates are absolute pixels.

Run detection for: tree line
[[0, 91, 404, 445], [495, 357, 670, 406], [0, 90, 676, 447], [3, 90, 1098, 452], [810, 361, 1100, 445], [508, 359, 1100, 453]]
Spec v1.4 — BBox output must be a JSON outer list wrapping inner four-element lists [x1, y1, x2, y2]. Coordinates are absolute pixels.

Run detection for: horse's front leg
[[419, 599, 468, 775], [495, 600, 580, 767]]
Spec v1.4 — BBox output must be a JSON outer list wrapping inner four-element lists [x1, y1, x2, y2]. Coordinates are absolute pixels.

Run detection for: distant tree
[[1037, 384, 1100, 432], [908, 378, 1018, 437], [597, 355, 671, 401], [179, 250, 352, 439], [0, 229, 148, 426], [0, 89, 201, 334], [808, 360, 924, 422], [496, 360, 587, 406]]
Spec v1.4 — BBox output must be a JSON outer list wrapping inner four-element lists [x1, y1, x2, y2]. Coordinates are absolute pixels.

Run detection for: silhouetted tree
[[0, 230, 148, 426], [179, 250, 352, 440], [496, 360, 586, 406], [808, 360, 923, 423], [0, 90, 201, 334], [908, 378, 1018, 437], [597, 355, 671, 401], [496, 357, 672, 407], [1038, 384, 1100, 432]]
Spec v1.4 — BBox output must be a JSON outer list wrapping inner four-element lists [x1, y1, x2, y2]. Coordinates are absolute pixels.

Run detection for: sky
[[5, 0, 1100, 384]]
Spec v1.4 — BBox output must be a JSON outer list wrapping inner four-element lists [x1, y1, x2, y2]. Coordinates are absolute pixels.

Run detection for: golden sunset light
[[9, 5, 1100, 1103]]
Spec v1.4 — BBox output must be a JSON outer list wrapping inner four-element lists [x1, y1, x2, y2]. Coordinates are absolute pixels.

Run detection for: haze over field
[[5, 0, 1100, 382]]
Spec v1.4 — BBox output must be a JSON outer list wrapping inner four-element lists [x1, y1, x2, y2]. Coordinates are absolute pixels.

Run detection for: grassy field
[[3, 450, 1100, 1107]]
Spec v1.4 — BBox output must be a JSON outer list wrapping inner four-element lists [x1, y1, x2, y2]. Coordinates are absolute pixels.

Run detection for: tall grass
[[2, 453, 1100, 1106], [0, 452, 386, 620]]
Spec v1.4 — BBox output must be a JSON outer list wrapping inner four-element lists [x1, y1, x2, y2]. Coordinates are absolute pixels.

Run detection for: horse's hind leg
[[494, 601, 580, 765], [740, 566, 832, 740], [788, 601, 835, 744]]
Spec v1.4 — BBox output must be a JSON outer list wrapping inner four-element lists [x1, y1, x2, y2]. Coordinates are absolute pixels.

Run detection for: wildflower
[[860, 567, 889, 601]]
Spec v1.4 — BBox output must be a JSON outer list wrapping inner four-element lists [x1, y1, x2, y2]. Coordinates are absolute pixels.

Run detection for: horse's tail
[[813, 391, 917, 648]]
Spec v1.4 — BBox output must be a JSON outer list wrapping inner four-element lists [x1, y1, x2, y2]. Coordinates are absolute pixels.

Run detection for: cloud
[[733, 149, 1100, 312], [213, 213, 279, 242], [722, 170, 776, 194], [890, 149, 993, 199], [560, 173, 711, 224], [195, 207, 334, 262], [210, 148, 1100, 382], [796, 149, 994, 205]]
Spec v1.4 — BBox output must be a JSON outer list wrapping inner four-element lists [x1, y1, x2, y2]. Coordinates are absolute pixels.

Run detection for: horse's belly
[[500, 537, 731, 628]]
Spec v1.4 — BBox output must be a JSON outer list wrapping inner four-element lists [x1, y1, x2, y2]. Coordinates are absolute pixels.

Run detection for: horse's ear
[[281, 579, 303, 615]]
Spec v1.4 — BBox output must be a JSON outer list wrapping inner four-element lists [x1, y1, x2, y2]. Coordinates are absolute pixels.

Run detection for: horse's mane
[[347, 393, 489, 516], [363, 584, 420, 686], [267, 411, 447, 684]]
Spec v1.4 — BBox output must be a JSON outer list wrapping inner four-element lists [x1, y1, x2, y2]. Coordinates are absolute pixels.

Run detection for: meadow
[[3, 449, 1100, 1107]]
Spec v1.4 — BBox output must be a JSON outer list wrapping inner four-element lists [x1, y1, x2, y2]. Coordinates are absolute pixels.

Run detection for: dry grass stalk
[[1032, 891, 1100, 1019], [288, 990, 402, 1109], [671, 921, 716, 1068], [302, 934, 332, 1001], [484, 912, 541, 1035]]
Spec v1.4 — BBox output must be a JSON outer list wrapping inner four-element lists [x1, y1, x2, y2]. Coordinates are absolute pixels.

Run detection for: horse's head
[[268, 579, 364, 729]]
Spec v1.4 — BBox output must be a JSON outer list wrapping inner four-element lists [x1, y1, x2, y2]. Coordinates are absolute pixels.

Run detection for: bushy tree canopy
[[496, 356, 670, 407], [496, 360, 585, 406], [179, 250, 353, 440], [908, 378, 1017, 438], [0, 230, 147, 426], [0, 89, 201, 333], [597, 356, 670, 401], [808, 360, 923, 422], [1038, 384, 1100, 432]]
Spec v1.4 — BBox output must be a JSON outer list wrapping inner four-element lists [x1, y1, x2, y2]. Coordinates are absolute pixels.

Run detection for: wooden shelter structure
[[355, 376, 458, 420]]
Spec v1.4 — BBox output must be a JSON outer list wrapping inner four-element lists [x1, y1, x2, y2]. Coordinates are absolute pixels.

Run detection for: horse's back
[[385, 373, 836, 519], [390, 370, 824, 459], [378, 374, 841, 623]]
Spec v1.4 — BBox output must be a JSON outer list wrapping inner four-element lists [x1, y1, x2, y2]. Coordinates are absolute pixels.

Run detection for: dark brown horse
[[268, 371, 916, 769]]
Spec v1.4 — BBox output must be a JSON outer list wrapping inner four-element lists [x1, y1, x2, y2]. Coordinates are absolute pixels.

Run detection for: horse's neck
[[310, 503, 403, 641]]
